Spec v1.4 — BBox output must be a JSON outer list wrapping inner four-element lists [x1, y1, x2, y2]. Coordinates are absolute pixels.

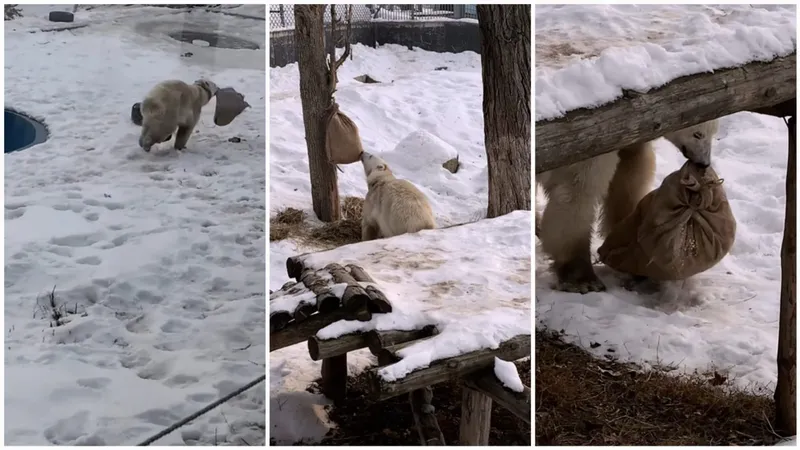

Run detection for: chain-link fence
[[269, 4, 477, 31]]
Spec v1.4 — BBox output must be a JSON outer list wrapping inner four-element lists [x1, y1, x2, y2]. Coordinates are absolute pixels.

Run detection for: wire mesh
[[269, 4, 476, 31]]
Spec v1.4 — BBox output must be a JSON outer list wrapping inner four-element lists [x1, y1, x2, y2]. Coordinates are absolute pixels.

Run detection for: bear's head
[[664, 119, 719, 168]]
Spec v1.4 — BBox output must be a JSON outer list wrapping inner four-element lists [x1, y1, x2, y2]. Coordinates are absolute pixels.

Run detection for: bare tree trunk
[[775, 115, 796, 436], [294, 5, 340, 222], [477, 5, 532, 219]]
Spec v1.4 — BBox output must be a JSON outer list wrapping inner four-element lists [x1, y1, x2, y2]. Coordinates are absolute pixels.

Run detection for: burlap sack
[[214, 87, 250, 126], [325, 102, 364, 164], [597, 161, 737, 281]]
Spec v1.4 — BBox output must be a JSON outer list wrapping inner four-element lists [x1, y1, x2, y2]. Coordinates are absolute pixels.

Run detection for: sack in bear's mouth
[[324, 102, 364, 165], [214, 87, 250, 126], [598, 160, 737, 281]]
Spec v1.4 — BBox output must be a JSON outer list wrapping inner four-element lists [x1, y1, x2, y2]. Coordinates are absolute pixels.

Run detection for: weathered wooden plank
[[535, 54, 796, 173], [368, 334, 531, 401]]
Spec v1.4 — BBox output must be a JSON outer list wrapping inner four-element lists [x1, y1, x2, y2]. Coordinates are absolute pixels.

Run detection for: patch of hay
[[269, 197, 365, 248], [270, 207, 305, 242], [341, 196, 363, 220], [305, 196, 364, 248]]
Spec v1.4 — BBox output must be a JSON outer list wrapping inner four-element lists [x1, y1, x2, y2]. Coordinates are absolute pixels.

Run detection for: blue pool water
[[5, 109, 49, 153]]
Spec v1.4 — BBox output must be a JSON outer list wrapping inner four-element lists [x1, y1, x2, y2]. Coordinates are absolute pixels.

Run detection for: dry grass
[[270, 196, 365, 249], [269, 207, 305, 242], [535, 328, 784, 446]]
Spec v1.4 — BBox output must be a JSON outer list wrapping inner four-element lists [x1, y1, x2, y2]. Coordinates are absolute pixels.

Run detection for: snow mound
[[493, 357, 525, 393], [386, 129, 459, 173]]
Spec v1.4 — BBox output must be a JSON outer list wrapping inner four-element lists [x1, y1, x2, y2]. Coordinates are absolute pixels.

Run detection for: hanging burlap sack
[[325, 101, 364, 164], [597, 160, 737, 281], [214, 87, 251, 126]]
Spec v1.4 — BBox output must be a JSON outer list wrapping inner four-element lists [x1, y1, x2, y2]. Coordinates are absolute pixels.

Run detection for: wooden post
[[775, 114, 796, 435], [321, 354, 348, 406], [294, 5, 340, 222], [459, 386, 492, 445]]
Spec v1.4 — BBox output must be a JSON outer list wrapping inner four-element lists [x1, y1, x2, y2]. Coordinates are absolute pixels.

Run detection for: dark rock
[[442, 156, 460, 174], [48, 11, 74, 23]]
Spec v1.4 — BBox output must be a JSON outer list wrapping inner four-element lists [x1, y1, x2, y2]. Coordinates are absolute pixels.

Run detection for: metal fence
[[269, 4, 477, 31]]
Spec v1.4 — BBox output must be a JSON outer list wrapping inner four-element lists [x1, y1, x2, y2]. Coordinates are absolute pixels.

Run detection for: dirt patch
[[535, 329, 784, 446], [298, 360, 531, 446], [270, 197, 364, 248]]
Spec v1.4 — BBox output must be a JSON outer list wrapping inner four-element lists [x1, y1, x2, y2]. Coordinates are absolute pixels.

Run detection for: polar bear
[[536, 120, 720, 293], [360, 151, 436, 241], [138, 79, 218, 152]]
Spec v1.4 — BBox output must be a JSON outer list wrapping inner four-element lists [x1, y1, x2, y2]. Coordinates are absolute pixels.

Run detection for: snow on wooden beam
[[463, 368, 531, 424], [367, 334, 531, 401], [535, 54, 796, 174]]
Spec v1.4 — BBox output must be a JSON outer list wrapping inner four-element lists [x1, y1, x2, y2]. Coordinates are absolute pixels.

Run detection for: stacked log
[[270, 258, 395, 352]]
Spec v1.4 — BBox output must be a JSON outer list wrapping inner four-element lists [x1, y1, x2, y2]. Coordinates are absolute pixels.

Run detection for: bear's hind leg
[[538, 155, 617, 293], [174, 125, 194, 150]]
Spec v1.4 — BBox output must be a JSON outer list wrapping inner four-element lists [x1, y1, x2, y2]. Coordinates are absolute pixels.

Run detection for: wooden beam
[[367, 334, 530, 401], [270, 309, 351, 352], [409, 387, 446, 445], [535, 54, 796, 174], [775, 115, 796, 435], [463, 368, 531, 424], [308, 332, 367, 361], [365, 326, 439, 356], [459, 386, 492, 445], [751, 98, 796, 118]]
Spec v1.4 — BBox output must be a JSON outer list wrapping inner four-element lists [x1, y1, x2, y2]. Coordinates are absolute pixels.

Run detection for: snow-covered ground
[[535, 4, 794, 394], [270, 44, 531, 444], [535, 4, 796, 121], [5, 5, 265, 445]]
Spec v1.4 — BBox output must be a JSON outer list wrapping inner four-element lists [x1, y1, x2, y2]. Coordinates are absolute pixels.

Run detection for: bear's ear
[[376, 164, 386, 171]]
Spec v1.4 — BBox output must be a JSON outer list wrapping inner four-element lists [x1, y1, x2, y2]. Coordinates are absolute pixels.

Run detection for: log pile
[[270, 257, 394, 352]]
